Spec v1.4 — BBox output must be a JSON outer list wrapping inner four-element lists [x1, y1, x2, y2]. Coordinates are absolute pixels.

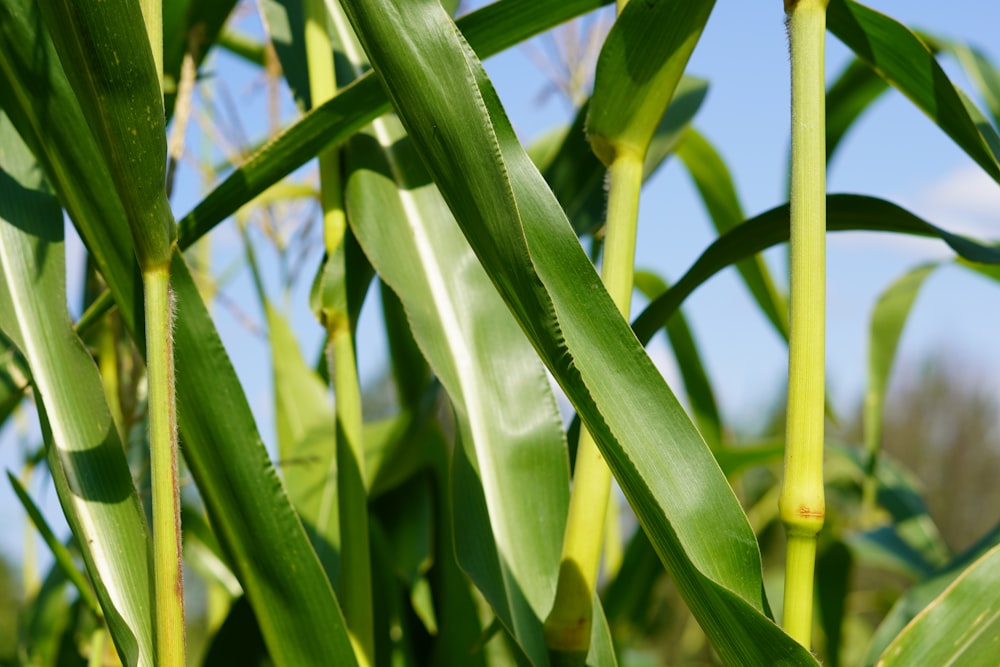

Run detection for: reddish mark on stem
[[798, 504, 824, 518]]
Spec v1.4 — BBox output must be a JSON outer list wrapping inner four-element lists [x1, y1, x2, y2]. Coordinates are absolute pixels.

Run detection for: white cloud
[[913, 164, 1000, 238], [830, 165, 1000, 260]]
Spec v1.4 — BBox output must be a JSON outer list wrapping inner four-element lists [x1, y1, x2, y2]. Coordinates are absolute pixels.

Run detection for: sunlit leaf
[[632, 195, 1000, 347], [344, 111, 570, 663], [828, 0, 1000, 184], [0, 3, 358, 662], [876, 542, 1000, 666], [177, 0, 611, 247], [675, 128, 788, 338], [337, 0, 816, 662], [0, 119, 154, 664], [587, 0, 714, 164]]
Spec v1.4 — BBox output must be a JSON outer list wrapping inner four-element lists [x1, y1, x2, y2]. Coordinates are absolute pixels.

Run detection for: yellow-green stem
[[144, 267, 185, 666], [779, 0, 829, 649], [330, 324, 373, 667], [545, 153, 643, 660], [305, 2, 373, 665]]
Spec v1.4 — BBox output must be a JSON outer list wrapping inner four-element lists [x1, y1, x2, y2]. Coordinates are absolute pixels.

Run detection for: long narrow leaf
[[0, 3, 358, 663], [863, 264, 937, 479], [675, 128, 788, 338], [344, 112, 571, 663], [633, 270, 722, 448], [176, 0, 611, 247], [828, 0, 1000, 184], [337, 1, 816, 663], [876, 543, 1000, 666], [632, 195, 1000, 347], [0, 120, 154, 664]]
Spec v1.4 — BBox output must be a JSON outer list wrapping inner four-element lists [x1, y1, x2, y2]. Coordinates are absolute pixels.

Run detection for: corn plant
[[1, 0, 999, 665]]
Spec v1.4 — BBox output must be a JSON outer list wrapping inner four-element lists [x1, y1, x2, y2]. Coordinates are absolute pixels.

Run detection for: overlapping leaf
[[344, 111, 571, 663], [0, 2, 357, 663], [828, 0, 1000, 184], [336, 0, 816, 663], [0, 119, 154, 664], [632, 195, 1000, 347], [177, 0, 611, 247], [876, 543, 1000, 666]]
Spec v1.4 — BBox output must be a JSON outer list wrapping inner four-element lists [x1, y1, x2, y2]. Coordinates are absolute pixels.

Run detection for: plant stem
[[780, 0, 829, 649], [144, 266, 185, 666], [545, 153, 642, 661], [305, 2, 374, 665]]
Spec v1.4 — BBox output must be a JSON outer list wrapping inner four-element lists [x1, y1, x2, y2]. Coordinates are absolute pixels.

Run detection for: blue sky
[[478, 0, 1000, 428], [2, 0, 999, 567]]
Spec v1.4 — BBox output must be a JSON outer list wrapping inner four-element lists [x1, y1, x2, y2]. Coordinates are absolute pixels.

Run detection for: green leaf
[[633, 270, 722, 448], [162, 0, 238, 118], [828, 443, 950, 577], [586, 0, 714, 164], [267, 304, 340, 580], [876, 542, 1000, 666], [828, 0, 1000, 185], [544, 77, 708, 236], [7, 473, 101, 617], [674, 129, 788, 338], [825, 58, 889, 164], [337, 0, 816, 663], [171, 256, 357, 666], [950, 44, 1000, 129], [632, 195, 1000, 347], [0, 4, 358, 663], [176, 0, 611, 248], [259, 0, 311, 110], [37, 0, 175, 270], [866, 520, 1000, 664], [0, 120, 154, 665], [863, 264, 937, 479], [19, 560, 75, 667], [344, 112, 570, 664], [816, 541, 852, 667]]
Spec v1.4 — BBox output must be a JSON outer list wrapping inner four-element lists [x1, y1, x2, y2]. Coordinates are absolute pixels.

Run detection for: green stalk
[[544, 153, 642, 662], [779, 0, 829, 649], [144, 266, 185, 666], [305, 2, 373, 664]]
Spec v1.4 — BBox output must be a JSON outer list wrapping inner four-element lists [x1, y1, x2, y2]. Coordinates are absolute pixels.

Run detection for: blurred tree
[[847, 355, 1000, 552]]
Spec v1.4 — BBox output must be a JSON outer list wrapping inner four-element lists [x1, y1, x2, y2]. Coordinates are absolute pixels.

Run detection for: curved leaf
[[674, 128, 788, 338], [828, 0, 1000, 184], [344, 113, 570, 664], [177, 0, 611, 247], [0, 123, 154, 664], [0, 3, 358, 663], [633, 270, 722, 448], [825, 58, 889, 163], [863, 264, 937, 483], [544, 77, 708, 236], [632, 194, 1000, 347], [586, 0, 714, 164], [337, 0, 816, 663], [876, 543, 1000, 666], [865, 520, 1000, 665]]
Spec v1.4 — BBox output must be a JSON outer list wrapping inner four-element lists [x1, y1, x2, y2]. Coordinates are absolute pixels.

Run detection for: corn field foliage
[[0, 0, 999, 665]]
